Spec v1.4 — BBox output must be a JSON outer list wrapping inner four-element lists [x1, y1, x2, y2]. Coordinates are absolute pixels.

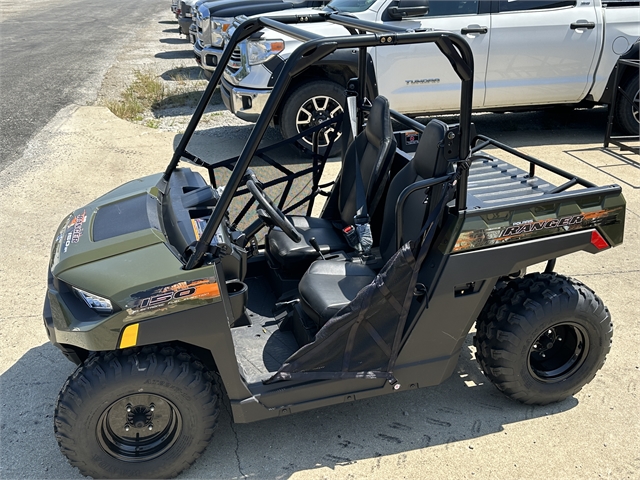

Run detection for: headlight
[[247, 39, 285, 65], [210, 17, 232, 47], [72, 287, 114, 314]]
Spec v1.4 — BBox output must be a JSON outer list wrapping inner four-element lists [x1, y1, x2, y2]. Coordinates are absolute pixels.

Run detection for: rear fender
[[396, 227, 615, 385]]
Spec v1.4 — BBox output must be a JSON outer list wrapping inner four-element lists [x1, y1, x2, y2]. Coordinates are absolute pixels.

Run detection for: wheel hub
[[528, 323, 589, 383], [126, 404, 153, 429], [311, 110, 329, 126], [97, 394, 182, 462]]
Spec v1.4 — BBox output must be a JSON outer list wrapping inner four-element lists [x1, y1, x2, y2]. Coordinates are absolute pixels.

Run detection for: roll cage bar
[[165, 12, 478, 270]]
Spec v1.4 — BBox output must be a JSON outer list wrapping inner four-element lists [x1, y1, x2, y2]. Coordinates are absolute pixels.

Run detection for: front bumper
[[193, 40, 222, 72], [220, 77, 271, 123], [178, 16, 192, 36], [43, 269, 121, 364]]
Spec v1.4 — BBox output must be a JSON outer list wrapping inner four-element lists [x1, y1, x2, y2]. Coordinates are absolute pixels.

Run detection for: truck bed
[[465, 153, 555, 209]]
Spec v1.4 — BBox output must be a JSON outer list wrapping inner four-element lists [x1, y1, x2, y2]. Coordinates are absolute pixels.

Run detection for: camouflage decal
[[125, 277, 220, 316], [453, 207, 623, 253]]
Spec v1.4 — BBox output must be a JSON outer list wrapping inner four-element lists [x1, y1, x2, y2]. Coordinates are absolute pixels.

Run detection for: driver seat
[[266, 96, 396, 272], [297, 119, 451, 328]]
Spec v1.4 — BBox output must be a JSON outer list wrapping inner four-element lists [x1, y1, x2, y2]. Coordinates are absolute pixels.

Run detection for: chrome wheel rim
[[295, 95, 343, 148]]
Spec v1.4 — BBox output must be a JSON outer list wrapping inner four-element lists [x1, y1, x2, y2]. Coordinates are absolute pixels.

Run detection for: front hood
[[205, 0, 282, 15], [50, 174, 167, 277]]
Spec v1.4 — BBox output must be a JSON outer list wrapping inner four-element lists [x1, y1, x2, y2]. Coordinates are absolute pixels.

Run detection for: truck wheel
[[280, 79, 345, 157], [54, 346, 220, 479], [474, 273, 612, 405], [614, 74, 639, 135]]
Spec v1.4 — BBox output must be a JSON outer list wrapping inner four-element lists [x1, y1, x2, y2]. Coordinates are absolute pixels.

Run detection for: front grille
[[227, 47, 242, 74]]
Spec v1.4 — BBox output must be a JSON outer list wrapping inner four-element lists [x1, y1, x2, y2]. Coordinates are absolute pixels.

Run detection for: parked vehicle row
[[183, 0, 639, 152]]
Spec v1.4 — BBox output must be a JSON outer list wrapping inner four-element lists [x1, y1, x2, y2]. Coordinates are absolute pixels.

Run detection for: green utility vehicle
[[44, 13, 625, 479]]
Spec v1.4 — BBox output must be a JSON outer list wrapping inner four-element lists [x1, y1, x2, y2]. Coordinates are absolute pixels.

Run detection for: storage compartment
[[226, 280, 248, 325]]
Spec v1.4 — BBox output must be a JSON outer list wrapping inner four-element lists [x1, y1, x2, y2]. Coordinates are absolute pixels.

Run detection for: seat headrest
[[412, 119, 448, 179], [364, 96, 392, 148]]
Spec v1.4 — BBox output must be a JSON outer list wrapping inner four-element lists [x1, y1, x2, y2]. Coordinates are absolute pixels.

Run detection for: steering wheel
[[245, 177, 302, 243]]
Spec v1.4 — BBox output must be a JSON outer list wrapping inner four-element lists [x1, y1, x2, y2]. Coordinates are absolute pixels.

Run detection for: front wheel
[[614, 74, 639, 135], [54, 346, 220, 479], [280, 79, 346, 157], [474, 273, 613, 405]]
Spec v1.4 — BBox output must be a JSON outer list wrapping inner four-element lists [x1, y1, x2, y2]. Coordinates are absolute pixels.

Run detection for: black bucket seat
[[298, 119, 452, 328], [266, 96, 396, 271]]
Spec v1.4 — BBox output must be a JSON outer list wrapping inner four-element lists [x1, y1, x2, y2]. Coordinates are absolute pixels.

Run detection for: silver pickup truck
[[218, 0, 639, 152]]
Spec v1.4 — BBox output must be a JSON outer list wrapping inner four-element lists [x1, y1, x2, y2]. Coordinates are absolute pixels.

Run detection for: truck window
[[427, 0, 479, 16], [325, 0, 380, 13], [498, 0, 576, 12]]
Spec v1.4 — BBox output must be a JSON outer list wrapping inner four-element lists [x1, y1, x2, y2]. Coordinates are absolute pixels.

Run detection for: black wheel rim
[[97, 393, 182, 462], [528, 323, 589, 383], [295, 95, 343, 148]]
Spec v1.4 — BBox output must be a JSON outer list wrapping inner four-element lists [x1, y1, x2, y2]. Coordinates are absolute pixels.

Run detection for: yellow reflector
[[120, 323, 139, 348]]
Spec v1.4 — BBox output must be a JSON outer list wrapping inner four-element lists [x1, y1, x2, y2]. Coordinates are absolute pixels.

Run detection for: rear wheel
[[614, 74, 639, 135], [54, 346, 220, 479], [280, 79, 346, 157], [474, 273, 612, 405]]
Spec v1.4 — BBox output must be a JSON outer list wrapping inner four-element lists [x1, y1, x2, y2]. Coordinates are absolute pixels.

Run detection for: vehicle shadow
[[188, 332, 578, 478], [163, 28, 181, 34], [162, 66, 206, 81], [416, 107, 614, 148], [0, 337, 578, 479], [155, 50, 195, 60], [160, 37, 190, 45], [159, 20, 177, 25], [564, 146, 640, 189]]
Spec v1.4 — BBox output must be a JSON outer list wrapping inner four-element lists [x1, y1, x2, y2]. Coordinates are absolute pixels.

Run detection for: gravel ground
[[96, 9, 255, 136]]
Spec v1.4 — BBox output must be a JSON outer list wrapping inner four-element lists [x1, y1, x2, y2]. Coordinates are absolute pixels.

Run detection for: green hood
[[51, 174, 167, 277]]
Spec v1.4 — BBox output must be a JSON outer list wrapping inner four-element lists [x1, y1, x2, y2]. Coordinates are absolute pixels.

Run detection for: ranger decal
[[453, 207, 623, 253]]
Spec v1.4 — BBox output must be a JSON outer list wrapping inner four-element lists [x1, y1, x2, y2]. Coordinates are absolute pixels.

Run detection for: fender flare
[[599, 40, 639, 105], [267, 49, 378, 99]]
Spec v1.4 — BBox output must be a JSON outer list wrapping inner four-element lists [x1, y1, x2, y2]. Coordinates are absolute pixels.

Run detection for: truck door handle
[[461, 26, 488, 35], [570, 22, 595, 30]]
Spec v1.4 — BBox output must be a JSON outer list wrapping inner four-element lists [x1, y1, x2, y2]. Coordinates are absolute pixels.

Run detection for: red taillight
[[590, 230, 609, 250], [177, 8, 181, 15]]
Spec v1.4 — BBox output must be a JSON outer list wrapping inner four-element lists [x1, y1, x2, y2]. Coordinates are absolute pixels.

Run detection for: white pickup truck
[[219, 0, 639, 151]]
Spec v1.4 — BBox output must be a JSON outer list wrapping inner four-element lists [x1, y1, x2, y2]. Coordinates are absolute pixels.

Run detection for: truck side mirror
[[387, 0, 429, 19]]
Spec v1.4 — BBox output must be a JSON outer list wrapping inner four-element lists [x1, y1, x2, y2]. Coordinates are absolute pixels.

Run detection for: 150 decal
[[125, 278, 220, 316]]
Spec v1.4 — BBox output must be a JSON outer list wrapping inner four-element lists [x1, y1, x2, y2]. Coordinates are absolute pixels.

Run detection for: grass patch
[[106, 67, 208, 122], [106, 69, 166, 121]]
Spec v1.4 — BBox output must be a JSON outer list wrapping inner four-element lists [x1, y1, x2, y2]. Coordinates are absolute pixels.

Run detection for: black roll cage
[[162, 12, 597, 271], [163, 12, 475, 269]]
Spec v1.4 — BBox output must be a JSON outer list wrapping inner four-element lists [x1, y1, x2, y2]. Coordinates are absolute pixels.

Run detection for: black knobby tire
[[474, 273, 613, 405], [280, 79, 346, 157], [614, 74, 639, 135], [54, 346, 220, 479]]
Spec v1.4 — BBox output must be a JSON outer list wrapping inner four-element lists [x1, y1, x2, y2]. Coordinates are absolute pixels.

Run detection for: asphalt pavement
[[0, 0, 166, 172]]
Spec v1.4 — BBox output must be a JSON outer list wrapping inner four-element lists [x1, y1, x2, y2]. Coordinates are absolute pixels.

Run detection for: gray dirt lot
[[0, 8, 639, 480]]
